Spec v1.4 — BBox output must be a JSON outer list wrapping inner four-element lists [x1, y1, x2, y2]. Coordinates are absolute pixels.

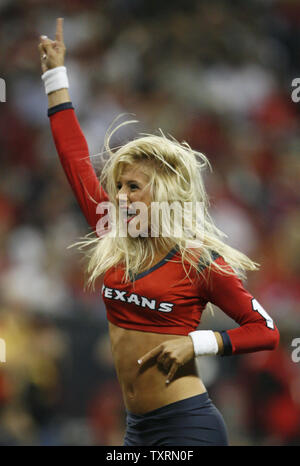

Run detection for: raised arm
[[38, 18, 109, 232]]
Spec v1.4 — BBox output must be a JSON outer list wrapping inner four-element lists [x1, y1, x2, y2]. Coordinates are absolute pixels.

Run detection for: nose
[[116, 191, 129, 207]]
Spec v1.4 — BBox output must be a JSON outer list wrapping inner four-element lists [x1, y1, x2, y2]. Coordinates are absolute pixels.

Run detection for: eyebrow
[[117, 179, 140, 184]]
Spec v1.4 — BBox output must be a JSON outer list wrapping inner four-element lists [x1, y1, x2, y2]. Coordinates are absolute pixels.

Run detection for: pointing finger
[[55, 17, 64, 43]]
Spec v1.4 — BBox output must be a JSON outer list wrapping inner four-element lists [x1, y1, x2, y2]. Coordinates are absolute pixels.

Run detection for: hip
[[124, 392, 229, 446]]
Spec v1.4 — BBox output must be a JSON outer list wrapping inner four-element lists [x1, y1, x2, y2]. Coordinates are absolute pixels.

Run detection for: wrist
[[188, 330, 219, 357], [41, 66, 69, 95], [47, 88, 71, 109]]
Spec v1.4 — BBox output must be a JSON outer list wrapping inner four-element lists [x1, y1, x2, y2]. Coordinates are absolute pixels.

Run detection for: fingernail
[[137, 359, 141, 365], [166, 379, 170, 384], [41, 35, 48, 39]]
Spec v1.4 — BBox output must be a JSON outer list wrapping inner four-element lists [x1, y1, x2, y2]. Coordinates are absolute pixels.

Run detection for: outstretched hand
[[38, 17, 66, 73], [137, 337, 195, 385]]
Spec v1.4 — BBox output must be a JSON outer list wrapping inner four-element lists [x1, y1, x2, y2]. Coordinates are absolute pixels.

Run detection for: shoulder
[[196, 250, 239, 297], [197, 249, 222, 273]]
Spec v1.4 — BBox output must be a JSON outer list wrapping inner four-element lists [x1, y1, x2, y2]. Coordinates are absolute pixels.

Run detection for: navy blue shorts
[[123, 392, 229, 446]]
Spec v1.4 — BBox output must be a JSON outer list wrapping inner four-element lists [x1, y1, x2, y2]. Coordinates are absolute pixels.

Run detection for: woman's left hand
[[38, 18, 66, 73], [137, 337, 194, 385]]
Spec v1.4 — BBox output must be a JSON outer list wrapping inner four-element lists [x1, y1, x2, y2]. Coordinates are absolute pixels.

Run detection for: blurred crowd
[[0, 0, 300, 446]]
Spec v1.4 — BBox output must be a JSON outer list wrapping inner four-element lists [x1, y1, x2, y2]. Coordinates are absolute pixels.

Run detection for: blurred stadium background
[[0, 0, 300, 446]]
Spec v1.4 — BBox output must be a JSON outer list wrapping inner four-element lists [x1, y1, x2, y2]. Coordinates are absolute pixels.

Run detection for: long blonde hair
[[76, 120, 259, 287]]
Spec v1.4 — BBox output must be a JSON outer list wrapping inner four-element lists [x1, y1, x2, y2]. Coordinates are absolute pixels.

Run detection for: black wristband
[[48, 102, 74, 117], [220, 331, 233, 356]]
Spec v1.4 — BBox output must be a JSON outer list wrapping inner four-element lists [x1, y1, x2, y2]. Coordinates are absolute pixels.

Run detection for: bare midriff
[[108, 321, 206, 415]]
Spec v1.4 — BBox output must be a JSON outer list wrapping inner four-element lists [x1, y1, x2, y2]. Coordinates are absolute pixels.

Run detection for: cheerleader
[[38, 19, 279, 446]]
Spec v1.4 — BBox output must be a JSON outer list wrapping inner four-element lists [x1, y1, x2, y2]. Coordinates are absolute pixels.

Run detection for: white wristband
[[41, 66, 69, 95], [188, 330, 219, 356]]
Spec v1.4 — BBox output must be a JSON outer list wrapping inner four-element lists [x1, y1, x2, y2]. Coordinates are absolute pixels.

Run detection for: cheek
[[136, 194, 152, 223], [133, 189, 152, 207], [130, 187, 152, 212], [143, 188, 152, 206], [144, 194, 152, 208]]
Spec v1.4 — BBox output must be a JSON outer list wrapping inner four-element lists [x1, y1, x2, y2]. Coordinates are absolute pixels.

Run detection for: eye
[[130, 184, 139, 190], [116, 182, 122, 190]]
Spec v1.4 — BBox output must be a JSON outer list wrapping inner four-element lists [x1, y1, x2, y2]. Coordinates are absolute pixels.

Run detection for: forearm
[[204, 255, 280, 356], [48, 88, 71, 108]]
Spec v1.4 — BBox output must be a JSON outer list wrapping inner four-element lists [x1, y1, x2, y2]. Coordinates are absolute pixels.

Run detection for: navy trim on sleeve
[[48, 102, 74, 117], [220, 331, 233, 356]]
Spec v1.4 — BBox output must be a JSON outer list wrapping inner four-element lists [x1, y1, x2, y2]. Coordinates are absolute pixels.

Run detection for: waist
[[108, 322, 206, 414], [126, 392, 210, 419], [122, 364, 206, 414]]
